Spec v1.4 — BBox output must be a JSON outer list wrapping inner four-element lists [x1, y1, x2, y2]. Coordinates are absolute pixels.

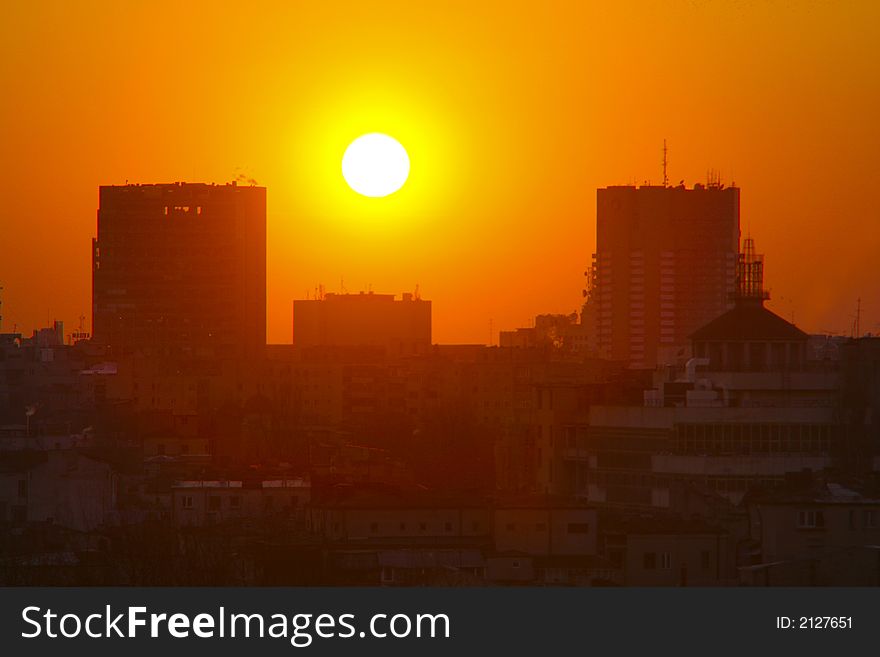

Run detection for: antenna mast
[[662, 139, 669, 187], [855, 297, 861, 338]]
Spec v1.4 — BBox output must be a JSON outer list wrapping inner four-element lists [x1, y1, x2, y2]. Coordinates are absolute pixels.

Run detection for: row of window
[[351, 521, 592, 535], [589, 471, 784, 493], [797, 509, 877, 529], [369, 521, 458, 533], [561, 424, 833, 454], [643, 550, 712, 571], [707, 477, 781, 493], [181, 495, 241, 509], [179, 495, 302, 510], [673, 423, 832, 454], [503, 522, 590, 534]]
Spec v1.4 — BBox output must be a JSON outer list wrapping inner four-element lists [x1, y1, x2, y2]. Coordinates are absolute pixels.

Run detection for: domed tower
[[690, 238, 807, 372]]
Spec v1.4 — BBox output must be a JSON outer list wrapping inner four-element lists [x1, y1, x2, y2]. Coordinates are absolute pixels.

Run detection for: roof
[[79, 362, 117, 375], [690, 300, 808, 342], [742, 480, 880, 506], [492, 493, 594, 510], [172, 478, 310, 490]]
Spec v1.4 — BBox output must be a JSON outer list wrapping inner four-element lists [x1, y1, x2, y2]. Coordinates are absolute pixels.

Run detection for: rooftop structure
[[690, 238, 808, 372]]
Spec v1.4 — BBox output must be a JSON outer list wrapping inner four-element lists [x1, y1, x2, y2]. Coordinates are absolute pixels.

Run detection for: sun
[[342, 133, 410, 197]]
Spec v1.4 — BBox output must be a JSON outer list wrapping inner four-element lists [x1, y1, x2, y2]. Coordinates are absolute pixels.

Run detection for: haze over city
[[4, 0, 880, 596], [1, 1, 879, 343]]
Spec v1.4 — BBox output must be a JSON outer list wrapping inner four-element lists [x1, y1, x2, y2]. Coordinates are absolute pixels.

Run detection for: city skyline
[[3, 1, 880, 594], [1, 1, 879, 344]]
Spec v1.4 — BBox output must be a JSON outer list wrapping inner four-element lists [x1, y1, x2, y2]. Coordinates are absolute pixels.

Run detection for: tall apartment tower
[[592, 183, 740, 368], [92, 182, 266, 358]]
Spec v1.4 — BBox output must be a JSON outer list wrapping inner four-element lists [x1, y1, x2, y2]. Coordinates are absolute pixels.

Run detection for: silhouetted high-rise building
[[592, 183, 740, 367], [293, 291, 431, 356], [92, 182, 266, 358]]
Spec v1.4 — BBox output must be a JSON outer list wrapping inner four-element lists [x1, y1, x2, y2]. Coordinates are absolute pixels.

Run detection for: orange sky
[[1, 1, 879, 344]]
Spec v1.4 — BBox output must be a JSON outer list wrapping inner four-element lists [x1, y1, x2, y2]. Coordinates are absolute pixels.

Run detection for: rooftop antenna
[[0, 282, 4, 332], [854, 298, 862, 338], [662, 139, 669, 187]]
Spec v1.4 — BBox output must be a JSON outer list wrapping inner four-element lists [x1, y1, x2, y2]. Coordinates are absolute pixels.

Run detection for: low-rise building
[[493, 496, 597, 556], [601, 513, 734, 586], [0, 450, 117, 532], [741, 476, 880, 585], [171, 478, 311, 527]]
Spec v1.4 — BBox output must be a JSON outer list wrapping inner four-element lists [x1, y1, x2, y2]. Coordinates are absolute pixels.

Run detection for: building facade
[[592, 183, 740, 368], [92, 182, 266, 359], [293, 292, 431, 356]]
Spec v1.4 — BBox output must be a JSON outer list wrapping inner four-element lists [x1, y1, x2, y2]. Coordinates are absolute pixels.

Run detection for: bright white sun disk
[[342, 133, 409, 197]]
